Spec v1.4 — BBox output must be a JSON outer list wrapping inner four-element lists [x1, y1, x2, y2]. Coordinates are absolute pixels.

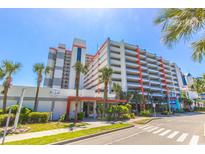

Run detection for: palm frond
[[192, 38, 205, 62]]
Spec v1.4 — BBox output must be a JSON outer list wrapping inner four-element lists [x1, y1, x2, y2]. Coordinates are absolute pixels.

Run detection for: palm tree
[[0, 68, 5, 80], [73, 61, 88, 123], [1, 60, 21, 113], [99, 67, 113, 118], [33, 63, 50, 112], [155, 9, 205, 62], [112, 83, 122, 99]]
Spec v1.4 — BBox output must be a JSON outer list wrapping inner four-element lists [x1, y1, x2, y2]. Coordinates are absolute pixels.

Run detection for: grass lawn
[[18, 122, 88, 133], [0, 122, 89, 134], [133, 117, 155, 125], [4, 123, 132, 145]]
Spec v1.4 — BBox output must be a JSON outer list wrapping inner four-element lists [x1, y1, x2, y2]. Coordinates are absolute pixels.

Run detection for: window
[[77, 48, 82, 62]]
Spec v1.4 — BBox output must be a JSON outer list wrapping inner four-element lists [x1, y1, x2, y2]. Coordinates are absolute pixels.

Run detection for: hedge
[[28, 112, 50, 123], [0, 114, 15, 127]]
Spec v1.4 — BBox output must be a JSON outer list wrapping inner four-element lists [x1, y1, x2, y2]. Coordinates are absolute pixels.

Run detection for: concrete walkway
[[0, 117, 154, 143], [0, 121, 111, 143]]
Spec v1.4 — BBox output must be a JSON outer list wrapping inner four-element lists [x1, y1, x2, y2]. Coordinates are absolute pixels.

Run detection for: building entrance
[[83, 102, 94, 118]]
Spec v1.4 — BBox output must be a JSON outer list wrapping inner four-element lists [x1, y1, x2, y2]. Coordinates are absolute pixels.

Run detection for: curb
[[50, 125, 134, 145]]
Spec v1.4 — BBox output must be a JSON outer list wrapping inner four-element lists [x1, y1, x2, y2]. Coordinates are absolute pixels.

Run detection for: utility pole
[[13, 88, 26, 131], [2, 108, 12, 145]]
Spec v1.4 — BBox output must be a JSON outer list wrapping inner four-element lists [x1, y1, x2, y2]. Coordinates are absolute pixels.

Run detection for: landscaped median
[[3, 123, 133, 145], [132, 117, 158, 125]]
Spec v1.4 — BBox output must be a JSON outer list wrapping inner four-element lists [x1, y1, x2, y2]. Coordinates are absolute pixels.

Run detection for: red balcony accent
[[136, 48, 144, 96]]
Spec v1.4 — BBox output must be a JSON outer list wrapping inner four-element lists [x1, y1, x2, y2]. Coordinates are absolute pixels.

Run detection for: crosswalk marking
[[177, 133, 188, 142], [167, 131, 179, 139], [189, 135, 199, 145], [143, 126, 154, 130], [147, 127, 159, 132], [159, 129, 172, 136], [152, 128, 165, 134], [138, 125, 150, 129]]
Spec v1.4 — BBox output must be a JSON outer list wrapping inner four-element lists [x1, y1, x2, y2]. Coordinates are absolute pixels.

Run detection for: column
[[93, 102, 97, 119]]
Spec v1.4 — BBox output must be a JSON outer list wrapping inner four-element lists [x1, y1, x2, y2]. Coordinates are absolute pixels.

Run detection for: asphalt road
[[66, 112, 205, 145]]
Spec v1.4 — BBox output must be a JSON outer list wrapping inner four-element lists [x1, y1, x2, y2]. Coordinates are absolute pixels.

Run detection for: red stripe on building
[[136, 48, 144, 96], [159, 58, 169, 95]]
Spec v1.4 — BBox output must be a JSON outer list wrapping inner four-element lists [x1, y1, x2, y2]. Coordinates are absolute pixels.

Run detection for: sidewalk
[[0, 121, 111, 143]]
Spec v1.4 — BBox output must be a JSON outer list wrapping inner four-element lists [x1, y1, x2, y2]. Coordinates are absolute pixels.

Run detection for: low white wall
[[0, 86, 96, 120]]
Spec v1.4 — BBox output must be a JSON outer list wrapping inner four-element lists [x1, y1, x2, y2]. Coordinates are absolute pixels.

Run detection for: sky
[[0, 8, 205, 86]]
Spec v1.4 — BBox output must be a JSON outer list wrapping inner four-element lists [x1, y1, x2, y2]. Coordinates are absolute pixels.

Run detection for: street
[[66, 113, 205, 145]]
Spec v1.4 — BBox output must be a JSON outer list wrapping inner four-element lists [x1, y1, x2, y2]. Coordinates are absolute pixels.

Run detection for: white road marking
[[167, 131, 179, 139], [143, 126, 154, 130], [152, 128, 165, 134], [159, 129, 172, 136], [147, 127, 159, 132], [177, 133, 188, 142], [106, 130, 145, 145], [138, 125, 150, 129], [189, 135, 199, 145]]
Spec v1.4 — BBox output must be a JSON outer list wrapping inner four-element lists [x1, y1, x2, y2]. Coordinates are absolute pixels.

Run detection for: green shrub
[[0, 109, 3, 114], [28, 112, 50, 123], [140, 110, 152, 117], [19, 107, 32, 124], [161, 110, 172, 115], [77, 112, 84, 121], [59, 113, 66, 122], [0, 114, 15, 127], [194, 107, 205, 111], [7, 105, 18, 114], [130, 113, 135, 119], [121, 114, 131, 120]]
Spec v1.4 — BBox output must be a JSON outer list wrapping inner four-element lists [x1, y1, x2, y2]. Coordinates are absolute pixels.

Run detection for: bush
[[7, 105, 18, 114], [121, 114, 131, 120], [194, 107, 205, 111], [77, 112, 84, 121], [161, 110, 173, 115], [0, 109, 3, 114], [130, 113, 135, 119], [59, 113, 66, 122], [19, 107, 32, 124], [28, 112, 50, 123], [140, 110, 152, 117], [0, 114, 15, 127]]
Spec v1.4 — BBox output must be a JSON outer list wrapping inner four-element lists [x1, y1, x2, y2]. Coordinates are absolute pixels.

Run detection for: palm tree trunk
[[34, 81, 40, 112], [2, 86, 9, 113], [103, 81, 108, 118], [74, 74, 80, 124]]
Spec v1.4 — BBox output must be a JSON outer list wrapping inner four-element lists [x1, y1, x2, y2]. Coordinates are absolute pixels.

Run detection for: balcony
[[149, 74, 159, 79], [125, 55, 137, 62], [112, 73, 121, 80], [126, 61, 138, 68], [150, 80, 161, 85], [149, 69, 159, 74], [127, 68, 138, 74], [110, 46, 120, 54], [111, 66, 121, 73], [110, 52, 121, 60], [127, 82, 141, 88], [110, 59, 121, 66], [127, 75, 140, 81], [147, 57, 157, 63], [125, 49, 136, 56]]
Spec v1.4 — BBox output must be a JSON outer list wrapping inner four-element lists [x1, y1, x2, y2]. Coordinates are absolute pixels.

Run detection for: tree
[[0, 68, 5, 80], [73, 61, 88, 123], [1, 60, 21, 113], [99, 67, 113, 118], [112, 83, 122, 99], [124, 91, 144, 114], [155, 8, 205, 62], [33, 63, 50, 112]]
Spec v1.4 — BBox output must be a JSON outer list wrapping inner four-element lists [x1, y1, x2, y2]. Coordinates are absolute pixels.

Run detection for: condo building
[[0, 38, 185, 120], [44, 38, 182, 100]]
